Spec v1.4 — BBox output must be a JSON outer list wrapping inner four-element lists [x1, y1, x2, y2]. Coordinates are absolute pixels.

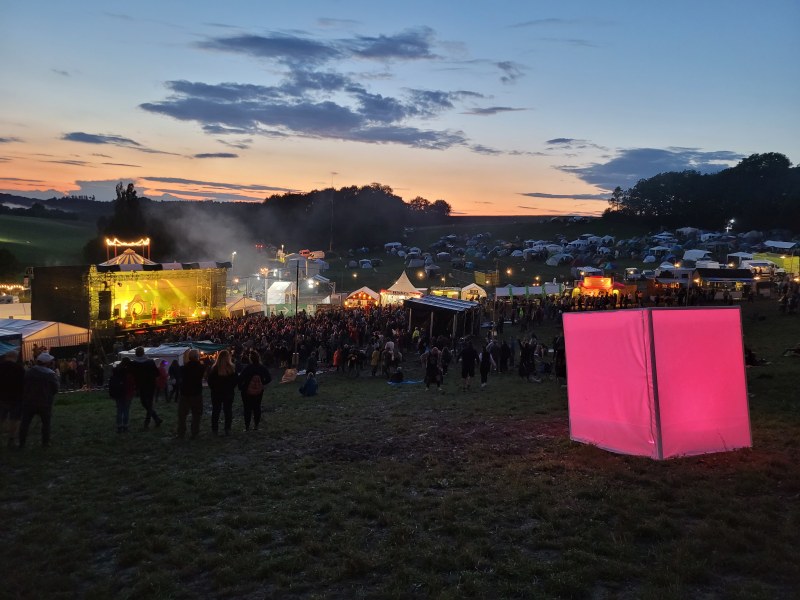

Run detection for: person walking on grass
[[238, 351, 271, 431], [207, 349, 237, 436], [458, 339, 479, 392], [0, 349, 25, 448], [130, 346, 162, 429], [177, 350, 205, 439], [108, 357, 135, 433], [422, 346, 444, 392], [18, 352, 59, 448], [479, 342, 497, 389]]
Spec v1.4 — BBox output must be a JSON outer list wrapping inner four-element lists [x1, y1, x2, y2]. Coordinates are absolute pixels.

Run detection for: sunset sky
[[1, 1, 798, 216]]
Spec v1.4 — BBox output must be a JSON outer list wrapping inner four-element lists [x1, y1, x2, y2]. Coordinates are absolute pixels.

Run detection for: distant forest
[[604, 153, 800, 230], [80, 182, 452, 262]]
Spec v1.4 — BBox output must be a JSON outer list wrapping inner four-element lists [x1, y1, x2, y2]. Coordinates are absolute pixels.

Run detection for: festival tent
[[266, 281, 294, 306], [563, 307, 751, 459], [344, 286, 380, 309], [381, 271, 423, 305], [226, 296, 263, 317], [461, 283, 487, 300], [0, 319, 90, 361]]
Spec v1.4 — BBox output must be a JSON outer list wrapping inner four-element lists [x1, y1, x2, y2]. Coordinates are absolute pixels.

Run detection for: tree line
[[604, 153, 800, 231], [82, 182, 452, 263]]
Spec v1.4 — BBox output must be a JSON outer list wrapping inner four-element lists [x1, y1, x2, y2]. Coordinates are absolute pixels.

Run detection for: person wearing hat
[[18, 351, 59, 448], [0, 348, 25, 448]]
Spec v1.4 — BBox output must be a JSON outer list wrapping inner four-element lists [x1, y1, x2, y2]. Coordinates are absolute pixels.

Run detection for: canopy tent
[[266, 281, 294, 306], [403, 295, 481, 341], [0, 319, 90, 361], [461, 283, 487, 301], [118, 345, 192, 366], [344, 286, 380, 309], [564, 307, 751, 459], [226, 296, 263, 317], [495, 283, 563, 297], [381, 271, 423, 305]]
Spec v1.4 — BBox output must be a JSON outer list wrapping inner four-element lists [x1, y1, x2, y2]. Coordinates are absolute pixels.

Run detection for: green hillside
[[0, 214, 96, 271]]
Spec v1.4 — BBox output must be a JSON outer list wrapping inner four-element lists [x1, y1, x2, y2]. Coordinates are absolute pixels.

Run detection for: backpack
[[246, 374, 264, 395], [108, 371, 126, 399]]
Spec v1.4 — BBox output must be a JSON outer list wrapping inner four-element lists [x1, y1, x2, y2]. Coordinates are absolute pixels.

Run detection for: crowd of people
[[1, 302, 567, 447]]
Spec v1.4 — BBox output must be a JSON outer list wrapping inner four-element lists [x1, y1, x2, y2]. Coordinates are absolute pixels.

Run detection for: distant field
[[0, 214, 95, 270]]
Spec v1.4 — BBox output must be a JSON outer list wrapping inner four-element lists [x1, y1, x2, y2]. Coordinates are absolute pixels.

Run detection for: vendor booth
[[571, 276, 631, 297], [461, 283, 487, 301], [381, 271, 423, 306], [344, 286, 380, 309], [563, 307, 751, 459]]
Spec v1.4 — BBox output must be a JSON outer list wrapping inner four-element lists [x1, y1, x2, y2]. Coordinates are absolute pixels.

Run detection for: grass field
[[0, 214, 96, 269], [2, 302, 799, 599]]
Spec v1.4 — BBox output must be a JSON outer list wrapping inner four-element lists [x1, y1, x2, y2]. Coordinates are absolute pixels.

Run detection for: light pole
[[293, 260, 300, 367], [329, 171, 337, 253]]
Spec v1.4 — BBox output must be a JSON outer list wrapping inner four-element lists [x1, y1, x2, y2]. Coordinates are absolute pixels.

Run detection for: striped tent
[[99, 249, 156, 266]]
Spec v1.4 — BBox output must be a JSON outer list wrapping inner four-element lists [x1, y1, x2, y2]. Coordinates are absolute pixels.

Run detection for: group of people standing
[[109, 347, 271, 438], [0, 349, 59, 448]]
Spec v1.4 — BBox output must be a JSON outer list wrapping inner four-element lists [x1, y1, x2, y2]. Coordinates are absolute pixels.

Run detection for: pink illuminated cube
[[563, 307, 751, 459]]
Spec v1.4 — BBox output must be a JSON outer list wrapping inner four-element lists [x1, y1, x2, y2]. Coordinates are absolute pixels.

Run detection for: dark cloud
[[144, 28, 521, 154], [142, 176, 291, 193], [0, 157, 9, 163], [464, 106, 525, 116], [520, 192, 609, 200], [52, 69, 70, 77], [63, 131, 179, 155], [141, 79, 473, 150], [218, 138, 252, 150], [63, 132, 142, 146], [557, 147, 745, 191], [197, 34, 341, 66], [103, 162, 142, 168], [194, 152, 238, 159], [546, 138, 608, 152], [349, 27, 437, 60], [153, 188, 266, 202], [0, 176, 46, 183], [0, 137, 22, 143], [470, 144, 504, 155], [43, 159, 92, 166], [497, 61, 524, 84]]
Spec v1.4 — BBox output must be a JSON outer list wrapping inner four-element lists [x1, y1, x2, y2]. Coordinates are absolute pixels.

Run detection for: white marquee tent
[[0, 319, 90, 361]]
